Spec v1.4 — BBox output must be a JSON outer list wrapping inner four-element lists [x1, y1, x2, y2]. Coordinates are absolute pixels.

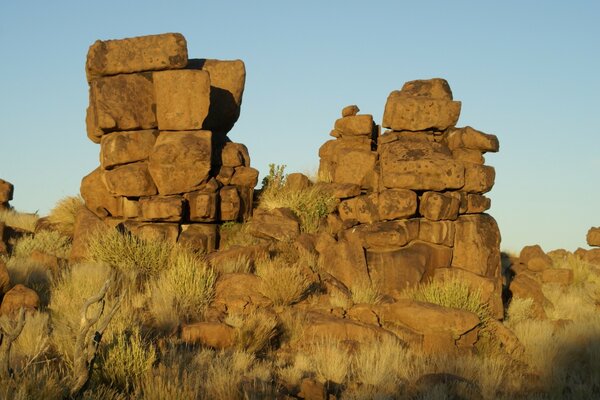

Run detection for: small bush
[[351, 335, 406, 390], [255, 258, 311, 306], [258, 164, 337, 233], [349, 278, 383, 305], [99, 328, 156, 392], [225, 310, 279, 355], [218, 222, 260, 250], [309, 337, 350, 384], [6, 257, 53, 305], [0, 208, 38, 232], [12, 230, 71, 259], [134, 364, 202, 400], [214, 254, 253, 274], [505, 297, 536, 327], [86, 229, 173, 283], [11, 311, 51, 371], [47, 195, 84, 237]]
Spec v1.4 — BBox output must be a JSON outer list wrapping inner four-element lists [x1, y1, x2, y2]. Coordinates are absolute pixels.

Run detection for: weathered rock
[[153, 69, 211, 130], [381, 159, 465, 191], [509, 274, 548, 319], [100, 129, 158, 169], [298, 378, 327, 400], [318, 182, 361, 199], [333, 149, 378, 189], [191, 59, 246, 133], [179, 224, 218, 253], [366, 246, 426, 296], [378, 189, 418, 220], [285, 173, 312, 192], [459, 193, 491, 214], [86, 33, 188, 81], [207, 245, 269, 272], [88, 73, 157, 133], [230, 166, 259, 187], [587, 227, 600, 247], [103, 162, 158, 197], [452, 214, 501, 278], [451, 148, 484, 164], [0, 259, 10, 295], [338, 193, 379, 224], [519, 245, 553, 272], [343, 220, 419, 250], [0, 179, 14, 203], [0, 284, 40, 316], [186, 191, 218, 222], [432, 267, 503, 319], [445, 126, 499, 153], [302, 312, 395, 344], [220, 142, 250, 167], [148, 130, 212, 195], [333, 115, 374, 137], [400, 78, 454, 99], [69, 207, 106, 263], [342, 105, 360, 117], [219, 186, 241, 221], [140, 196, 184, 222], [382, 85, 461, 131], [418, 219, 455, 247], [247, 208, 300, 241], [133, 223, 180, 243], [462, 164, 495, 194], [319, 237, 370, 291], [419, 191, 461, 221], [213, 273, 272, 311], [0, 222, 7, 255], [121, 198, 141, 219], [216, 166, 235, 185], [541, 268, 573, 285], [80, 167, 122, 218], [181, 322, 235, 349]]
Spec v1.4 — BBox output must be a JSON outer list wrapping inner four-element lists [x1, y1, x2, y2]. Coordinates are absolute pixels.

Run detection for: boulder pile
[[317, 78, 504, 317], [80, 33, 258, 252]]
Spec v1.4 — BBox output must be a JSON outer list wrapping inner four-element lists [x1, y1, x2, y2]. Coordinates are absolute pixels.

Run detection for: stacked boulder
[[80, 33, 257, 252], [0, 179, 13, 255], [317, 78, 504, 318]]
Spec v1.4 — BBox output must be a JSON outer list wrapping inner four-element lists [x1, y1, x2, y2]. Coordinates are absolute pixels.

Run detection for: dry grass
[[255, 258, 311, 306], [505, 297, 536, 327], [258, 165, 337, 233], [0, 208, 38, 232], [134, 363, 202, 400], [0, 363, 65, 400], [309, 337, 350, 384], [214, 253, 253, 274], [47, 195, 84, 237], [351, 335, 406, 391], [10, 311, 51, 371], [5, 257, 53, 305], [349, 278, 383, 305], [225, 310, 279, 355], [218, 222, 260, 250], [85, 228, 173, 283], [12, 230, 71, 259]]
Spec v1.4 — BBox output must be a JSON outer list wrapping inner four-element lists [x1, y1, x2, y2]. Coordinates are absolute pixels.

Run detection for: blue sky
[[1, 1, 598, 252]]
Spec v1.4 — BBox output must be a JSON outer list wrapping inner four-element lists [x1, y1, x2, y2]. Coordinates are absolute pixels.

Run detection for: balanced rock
[[587, 227, 600, 247], [519, 245, 553, 272], [0, 178, 14, 208], [342, 104, 360, 117]]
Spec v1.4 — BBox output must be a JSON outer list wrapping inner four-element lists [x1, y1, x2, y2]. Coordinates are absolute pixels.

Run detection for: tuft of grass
[[47, 195, 84, 237], [505, 297, 536, 327], [10, 311, 51, 371], [309, 337, 350, 384], [134, 364, 202, 400], [12, 230, 71, 259], [147, 249, 217, 326], [0, 208, 39, 232], [0, 363, 65, 400], [99, 328, 157, 392], [349, 278, 383, 305], [225, 310, 279, 355], [549, 253, 600, 286], [351, 335, 406, 391], [255, 258, 311, 306], [258, 164, 337, 233], [218, 222, 260, 250], [5, 257, 53, 306], [214, 254, 253, 274], [86, 229, 173, 283]]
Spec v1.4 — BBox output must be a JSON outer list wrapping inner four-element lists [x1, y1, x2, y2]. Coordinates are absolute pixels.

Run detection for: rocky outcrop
[[316, 79, 503, 318], [78, 33, 258, 255], [0, 178, 13, 211], [587, 227, 600, 247]]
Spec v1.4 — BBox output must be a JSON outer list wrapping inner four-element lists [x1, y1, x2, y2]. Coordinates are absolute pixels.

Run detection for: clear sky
[[1, 1, 598, 252]]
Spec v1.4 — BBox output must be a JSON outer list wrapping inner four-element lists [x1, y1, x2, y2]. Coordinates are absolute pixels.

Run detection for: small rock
[[341, 105, 360, 117], [587, 227, 600, 247], [181, 322, 236, 349], [0, 284, 40, 316]]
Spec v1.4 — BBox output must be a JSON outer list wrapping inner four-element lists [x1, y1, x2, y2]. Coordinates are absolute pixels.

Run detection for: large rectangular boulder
[[86, 33, 188, 81], [100, 130, 158, 169], [383, 92, 461, 132], [452, 214, 501, 278]]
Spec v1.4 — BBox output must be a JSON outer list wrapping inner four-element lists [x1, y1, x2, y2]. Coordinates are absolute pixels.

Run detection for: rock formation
[[0, 178, 13, 211], [80, 33, 258, 252], [317, 78, 503, 317]]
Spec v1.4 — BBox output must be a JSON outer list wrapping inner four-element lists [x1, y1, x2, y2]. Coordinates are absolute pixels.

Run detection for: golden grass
[[218, 222, 260, 250], [0, 208, 38, 232], [309, 337, 350, 384], [47, 195, 84, 237], [10, 311, 51, 371], [5, 257, 53, 305], [12, 230, 71, 259], [134, 364, 202, 400], [255, 258, 311, 306], [349, 278, 383, 305], [225, 310, 279, 355]]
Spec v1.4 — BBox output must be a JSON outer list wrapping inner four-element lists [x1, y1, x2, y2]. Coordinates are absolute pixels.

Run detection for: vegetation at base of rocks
[[12, 229, 71, 259], [255, 257, 311, 306], [348, 278, 383, 305], [217, 221, 260, 250], [258, 164, 337, 233], [0, 208, 38, 232], [224, 310, 280, 355], [46, 195, 84, 237]]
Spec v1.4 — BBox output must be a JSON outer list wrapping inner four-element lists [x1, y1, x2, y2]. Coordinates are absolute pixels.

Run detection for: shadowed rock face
[[77, 33, 257, 255]]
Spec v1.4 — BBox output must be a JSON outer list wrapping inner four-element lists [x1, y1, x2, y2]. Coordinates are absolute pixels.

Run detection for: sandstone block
[[400, 78, 454, 99], [419, 219, 455, 246], [302, 313, 395, 345], [378, 189, 418, 220], [0, 179, 14, 203], [541, 268, 574, 285], [122, 198, 141, 219], [219, 186, 241, 221], [366, 247, 426, 296], [343, 220, 419, 250], [452, 214, 501, 278], [221, 142, 250, 167], [0, 284, 40, 316], [134, 223, 179, 243], [318, 182, 361, 199], [181, 322, 235, 349], [519, 245, 553, 272], [230, 166, 259, 187], [140, 196, 184, 222], [89, 73, 157, 133], [319, 237, 370, 291], [509, 274, 548, 319], [100, 130, 158, 169], [190, 59, 246, 133], [213, 273, 272, 310], [153, 69, 210, 130], [459, 193, 491, 214], [186, 191, 218, 222], [333, 115, 374, 136], [247, 208, 300, 241], [69, 207, 105, 263], [379, 137, 452, 162], [342, 104, 360, 117], [333, 149, 377, 189], [179, 224, 218, 253], [103, 162, 157, 197], [462, 164, 495, 194], [381, 159, 465, 191], [285, 173, 312, 192], [86, 33, 188, 81], [338, 193, 379, 224], [148, 130, 212, 195], [452, 148, 484, 164], [80, 167, 122, 217], [446, 126, 499, 153], [587, 227, 600, 247], [419, 191, 461, 221], [383, 92, 461, 131]]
